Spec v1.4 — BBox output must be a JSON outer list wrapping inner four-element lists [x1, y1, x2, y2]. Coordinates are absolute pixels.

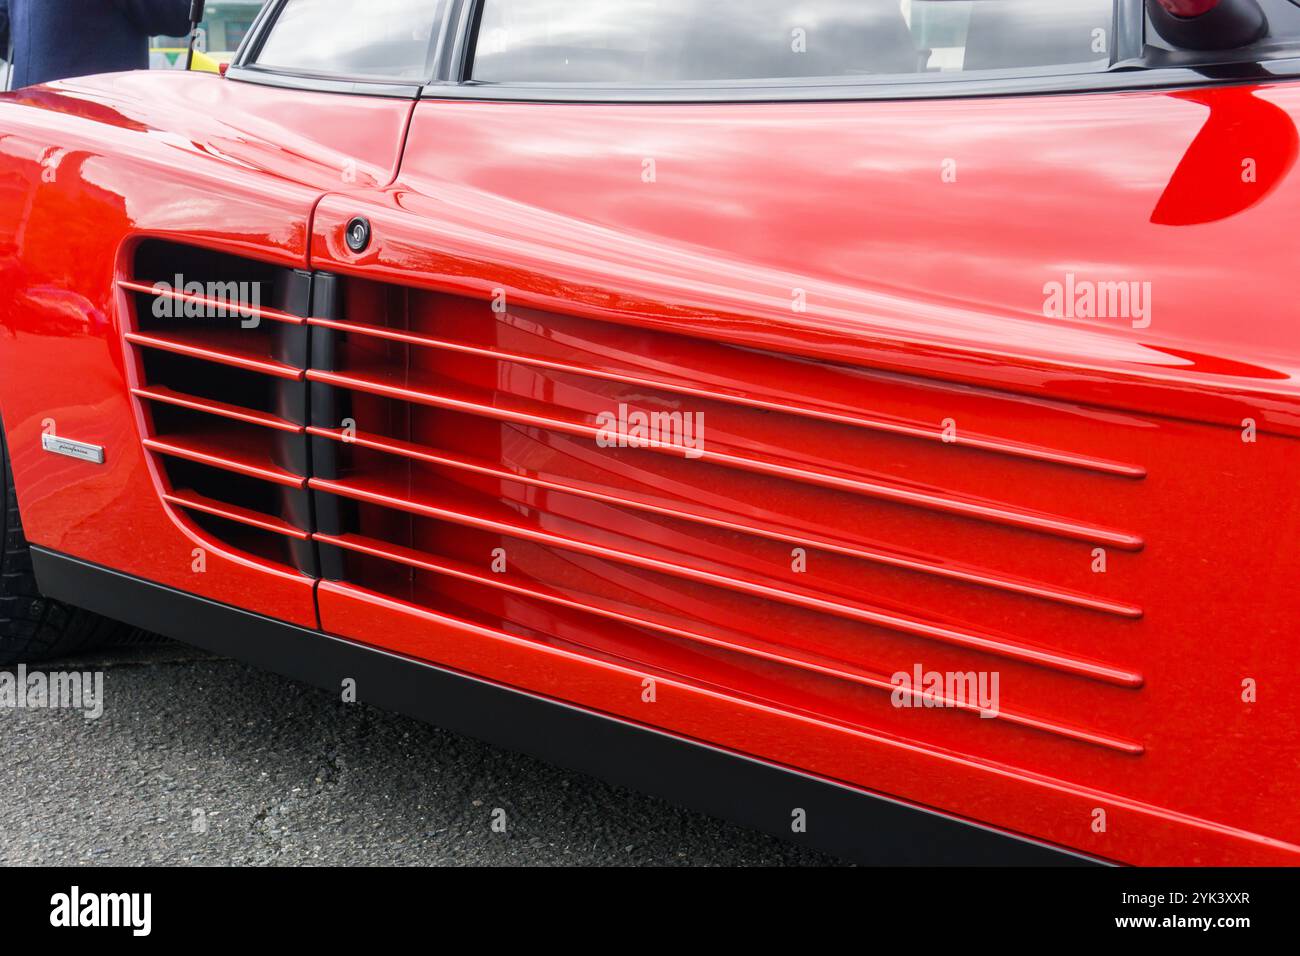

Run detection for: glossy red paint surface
[[2, 69, 1298, 864], [0, 72, 415, 626]]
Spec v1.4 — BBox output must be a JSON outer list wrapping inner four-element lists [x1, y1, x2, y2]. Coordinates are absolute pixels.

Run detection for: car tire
[[0, 422, 128, 665]]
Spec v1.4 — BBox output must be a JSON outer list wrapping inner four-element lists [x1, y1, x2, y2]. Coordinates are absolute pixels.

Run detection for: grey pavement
[[0, 643, 840, 866]]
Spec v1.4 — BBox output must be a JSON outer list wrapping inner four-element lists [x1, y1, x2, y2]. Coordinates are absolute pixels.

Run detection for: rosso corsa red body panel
[[1, 70, 1298, 865]]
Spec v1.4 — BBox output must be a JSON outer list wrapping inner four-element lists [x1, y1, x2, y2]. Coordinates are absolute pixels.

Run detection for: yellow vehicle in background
[[150, 45, 226, 73], [151, 0, 265, 72]]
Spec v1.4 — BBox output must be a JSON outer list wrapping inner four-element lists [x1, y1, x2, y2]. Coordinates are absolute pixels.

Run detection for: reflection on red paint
[[1152, 88, 1299, 226]]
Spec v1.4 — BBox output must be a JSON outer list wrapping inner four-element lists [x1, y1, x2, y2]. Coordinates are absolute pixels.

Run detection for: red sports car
[[1, 0, 1297, 866]]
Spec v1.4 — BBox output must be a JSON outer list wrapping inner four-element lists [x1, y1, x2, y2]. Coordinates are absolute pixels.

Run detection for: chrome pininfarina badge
[[41, 434, 105, 465]]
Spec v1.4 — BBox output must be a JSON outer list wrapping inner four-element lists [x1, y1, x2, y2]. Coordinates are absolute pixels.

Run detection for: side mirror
[[1146, 0, 1269, 51]]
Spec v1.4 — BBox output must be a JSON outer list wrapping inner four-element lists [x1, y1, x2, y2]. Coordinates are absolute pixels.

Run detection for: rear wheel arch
[[0, 414, 129, 665]]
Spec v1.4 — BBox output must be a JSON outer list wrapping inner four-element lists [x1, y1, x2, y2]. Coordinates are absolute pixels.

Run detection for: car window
[[470, 0, 1116, 85], [253, 0, 447, 81]]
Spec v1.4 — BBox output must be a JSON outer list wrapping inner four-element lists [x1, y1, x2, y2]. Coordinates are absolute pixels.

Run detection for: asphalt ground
[[1, 642, 840, 866]]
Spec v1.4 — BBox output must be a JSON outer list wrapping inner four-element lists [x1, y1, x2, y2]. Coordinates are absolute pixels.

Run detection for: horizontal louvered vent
[[123, 240, 315, 575], [303, 275, 1149, 758], [124, 244, 1148, 757]]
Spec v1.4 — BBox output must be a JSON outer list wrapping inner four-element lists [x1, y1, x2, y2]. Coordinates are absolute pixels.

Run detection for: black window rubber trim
[[31, 546, 1105, 868], [418, 58, 1300, 103], [224, 65, 424, 99], [224, 53, 1300, 104]]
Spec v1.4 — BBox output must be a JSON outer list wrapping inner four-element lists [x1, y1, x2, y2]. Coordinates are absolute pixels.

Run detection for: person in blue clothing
[[0, 0, 194, 89]]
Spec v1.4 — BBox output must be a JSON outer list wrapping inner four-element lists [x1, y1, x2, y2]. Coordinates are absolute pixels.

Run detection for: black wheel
[[0, 420, 129, 665]]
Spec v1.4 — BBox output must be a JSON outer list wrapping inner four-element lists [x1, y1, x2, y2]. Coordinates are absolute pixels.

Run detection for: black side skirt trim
[[31, 547, 1103, 867]]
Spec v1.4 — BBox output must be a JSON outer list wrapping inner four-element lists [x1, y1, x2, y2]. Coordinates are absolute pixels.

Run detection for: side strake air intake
[[123, 240, 316, 575], [303, 276, 1149, 760], [123, 241, 1149, 761]]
